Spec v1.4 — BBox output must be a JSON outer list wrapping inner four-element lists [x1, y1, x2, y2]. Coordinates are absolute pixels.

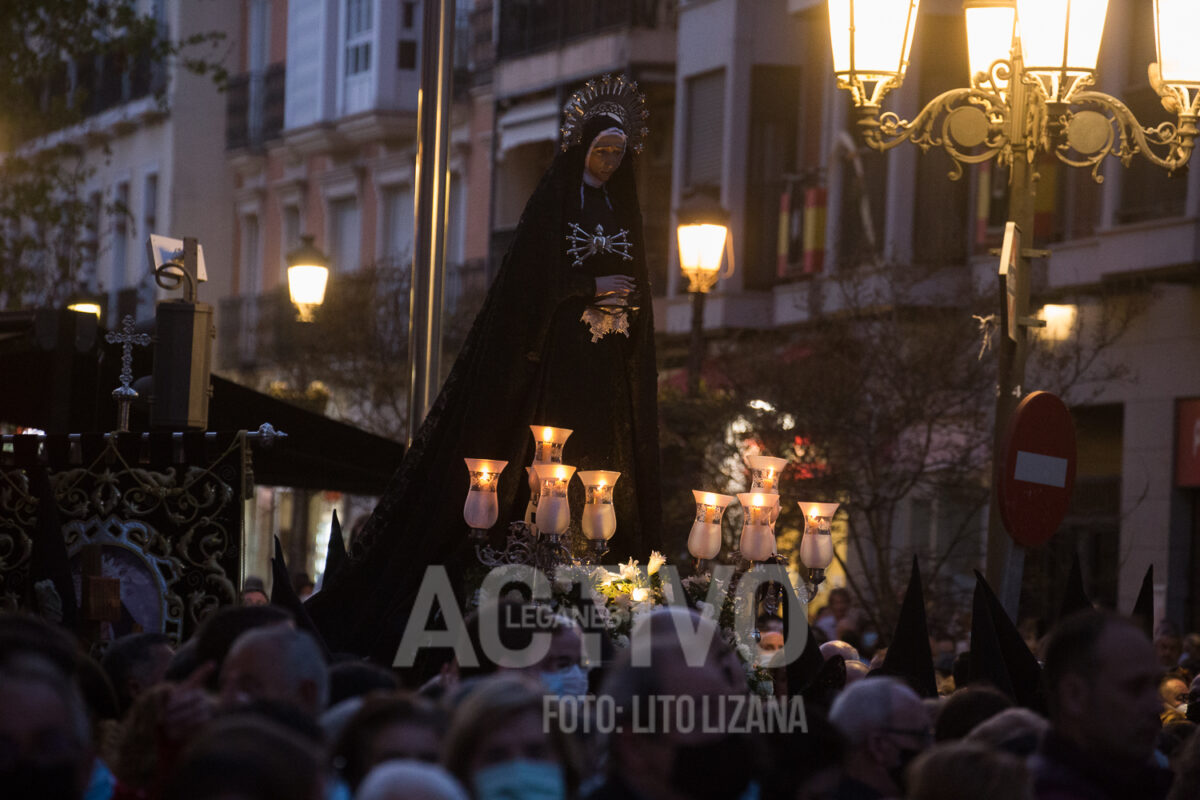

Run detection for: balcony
[[226, 64, 286, 151], [497, 0, 670, 59]]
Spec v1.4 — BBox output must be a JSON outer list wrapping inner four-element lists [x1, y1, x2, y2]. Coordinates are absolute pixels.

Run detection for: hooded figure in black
[[307, 76, 662, 664]]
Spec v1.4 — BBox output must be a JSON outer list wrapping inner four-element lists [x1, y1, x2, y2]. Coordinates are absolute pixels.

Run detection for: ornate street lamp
[[827, 0, 1200, 611], [676, 191, 731, 396], [286, 235, 330, 323]]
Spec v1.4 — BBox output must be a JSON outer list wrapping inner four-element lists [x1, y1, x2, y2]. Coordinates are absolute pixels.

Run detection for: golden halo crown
[[560, 74, 650, 155]]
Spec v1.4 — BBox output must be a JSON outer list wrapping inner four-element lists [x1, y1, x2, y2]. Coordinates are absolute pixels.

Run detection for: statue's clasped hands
[[595, 274, 636, 298]]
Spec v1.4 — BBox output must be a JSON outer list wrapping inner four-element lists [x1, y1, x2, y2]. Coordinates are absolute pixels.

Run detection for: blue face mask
[[540, 664, 589, 697], [474, 759, 565, 800]]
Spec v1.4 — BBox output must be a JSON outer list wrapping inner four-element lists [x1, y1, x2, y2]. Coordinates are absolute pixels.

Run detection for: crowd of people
[[3, 581, 1200, 800]]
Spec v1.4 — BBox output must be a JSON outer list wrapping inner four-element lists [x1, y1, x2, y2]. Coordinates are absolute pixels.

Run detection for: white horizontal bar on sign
[[1014, 450, 1068, 488]]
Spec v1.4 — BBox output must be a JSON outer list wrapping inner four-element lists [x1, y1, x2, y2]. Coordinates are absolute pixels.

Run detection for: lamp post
[[676, 191, 731, 397], [827, 0, 1200, 611], [286, 235, 330, 323]]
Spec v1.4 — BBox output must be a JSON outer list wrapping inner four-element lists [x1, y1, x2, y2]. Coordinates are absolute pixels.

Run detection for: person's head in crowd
[[219, 625, 328, 716], [164, 715, 325, 800], [0, 656, 93, 800], [758, 614, 784, 635], [1155, 631, 1183, 670], [820, 639, 860, 664], [829, 675, 932, 797], [906, 741, 1033, 800], [535, 613, 588, 697], [0, 611, 78, 676], [333, 692, 447, 793], [1042, 610, 1161, 764], [240, 576, 269, 606], [455, 600, 541, 680], [443, 672, 581, 800], [75, 651, 120, 722], [933, 685, 1012, 742], [1160, 674, 1190, 722], [829, 588, 852, 620], [358, 761, 469, 800], [101, 632, 173, 717], [194, 603, 292, 689], [1182, 633, 1200, 666], [328, 659, 399, 706], [292, 571, 315, 601], [964, 707, 1049, 757], [595, 607, 756, 800], [112, 684, 174, 794]]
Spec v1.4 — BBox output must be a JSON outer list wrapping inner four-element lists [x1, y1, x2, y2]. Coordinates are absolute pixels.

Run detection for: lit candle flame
[[542, 427, 553, 442], [753, 493, 765, 507], [704, 492, 717, 506], [554, 465, 567, 480]]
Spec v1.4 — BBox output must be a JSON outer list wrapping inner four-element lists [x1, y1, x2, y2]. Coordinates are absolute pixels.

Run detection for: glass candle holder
[[578, 470, 620, 541], [687, 490, 736, 560], [745, 455, 788, 494], [797, 501, 840, 571], [530, 425, 573, 465], [524, 466, 539, 528], [737, 492, 780, 562], [463, 458, 507, 530], [533, 463, 576, 536]]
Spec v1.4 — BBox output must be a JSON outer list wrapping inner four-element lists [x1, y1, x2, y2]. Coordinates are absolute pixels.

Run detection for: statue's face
[[584, 130, 627, 185]]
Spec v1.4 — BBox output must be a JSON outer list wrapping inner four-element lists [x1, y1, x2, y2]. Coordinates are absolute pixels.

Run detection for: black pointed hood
[[877, 556, 937, 697], [968, 570, 1043, 711], [271, 536, 331, 660], [1057, 552, 1092, 622]]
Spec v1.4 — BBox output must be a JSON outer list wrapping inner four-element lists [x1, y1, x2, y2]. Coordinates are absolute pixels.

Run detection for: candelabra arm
[[1056, 88, 1199, 180], [855, 85, 1011, 181]]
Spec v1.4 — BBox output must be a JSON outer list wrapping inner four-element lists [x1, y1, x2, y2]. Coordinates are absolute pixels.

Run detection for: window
[[241, 215, 261, 295], [113, 182, 130, 288], [345, 0, 373, 76], [403, 1, 416, 29], [398, 40, 417, 70], [380, 187, 413, 266], [329, 198, 361, 273], [743, 65, 799, 290], [684, 70, 725, 191]]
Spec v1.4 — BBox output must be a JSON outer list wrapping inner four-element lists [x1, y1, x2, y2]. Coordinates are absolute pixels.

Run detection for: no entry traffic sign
[[997, 391, 1077, 548]]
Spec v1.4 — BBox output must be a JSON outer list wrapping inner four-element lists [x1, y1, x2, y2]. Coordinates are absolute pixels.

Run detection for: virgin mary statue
[[307, 75, 663, 662]]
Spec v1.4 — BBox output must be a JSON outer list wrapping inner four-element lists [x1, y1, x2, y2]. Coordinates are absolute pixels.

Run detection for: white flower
[[647, 551, 666, 576], [736, 643, 754, 663], [630, 587, 650, 603], [661, 582, 675, 603], [619, 558, 640, 581], [616, 634, 630, 649]]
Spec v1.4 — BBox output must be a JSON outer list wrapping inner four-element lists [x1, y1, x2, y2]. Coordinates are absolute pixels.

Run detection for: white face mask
[[540, 664, 589, 697], [475, 760, 565, 800]]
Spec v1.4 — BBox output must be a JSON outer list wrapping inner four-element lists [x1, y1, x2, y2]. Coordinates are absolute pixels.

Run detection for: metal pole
[[984, 52, 1036, 619], [408, 0, 455, 446], [687, 289, 706, 396]]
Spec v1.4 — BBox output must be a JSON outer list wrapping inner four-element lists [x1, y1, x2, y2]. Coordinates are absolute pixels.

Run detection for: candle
[[530, 425, 572, 464], [463, 458, 507, 530], [688, 520, 722, 560], [578, 470, 620, 542], [582, 504, 616, 540], [797, 501, 841, 570], [464, 490, 499, 529], [737, 492, 780, 562], [687, 490, 736, 561], [746, 455, 788, 494], [536, 495, 570, 535]]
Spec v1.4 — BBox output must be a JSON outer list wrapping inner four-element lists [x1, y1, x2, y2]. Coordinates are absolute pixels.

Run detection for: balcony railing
[[497, 0, 670, 60], [226, 64, 286, 151]]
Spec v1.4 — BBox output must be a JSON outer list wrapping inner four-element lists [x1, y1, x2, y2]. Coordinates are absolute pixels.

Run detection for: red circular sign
[[997, 391, 1077, 548]]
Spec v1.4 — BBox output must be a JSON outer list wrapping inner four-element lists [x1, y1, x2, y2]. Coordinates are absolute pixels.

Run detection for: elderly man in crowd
[[219, 625, 329, 718], [828, 676, 932, 799], [1032, 610, 1171, 800]]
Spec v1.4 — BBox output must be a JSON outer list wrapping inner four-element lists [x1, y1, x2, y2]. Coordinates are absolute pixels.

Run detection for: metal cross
[[105, 314, 151, 432]]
